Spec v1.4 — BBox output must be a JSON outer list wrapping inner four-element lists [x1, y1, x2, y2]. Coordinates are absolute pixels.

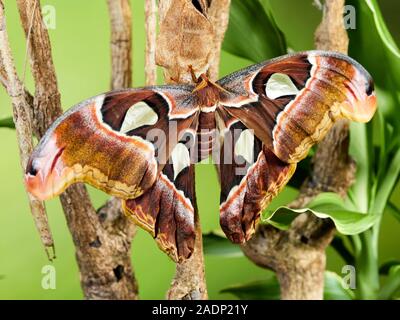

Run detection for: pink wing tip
[[24, 137, 66, 201], [341, 91, 377, 123]]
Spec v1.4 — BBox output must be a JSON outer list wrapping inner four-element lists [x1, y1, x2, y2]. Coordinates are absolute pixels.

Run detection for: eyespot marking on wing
[[265, 73, 300, 100], [234, 129, 255, 164], [171, 143, 191, 180], [120, 101, 158, 133]]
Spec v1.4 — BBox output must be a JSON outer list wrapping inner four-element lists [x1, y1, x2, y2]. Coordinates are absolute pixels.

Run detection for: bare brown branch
[[145, 0, 157, 85], [167, 205, 208, 300], [105, 0, 139, 299], [157, 0, 231, 300], [241, 0, 350, 300], [315, 0, 349, 53], [158, 0, 208, 300], [208, 0, 231, 81], [0, 1, 54, 258], [107, 0, 132, 89], [15, 0, 137, 299]]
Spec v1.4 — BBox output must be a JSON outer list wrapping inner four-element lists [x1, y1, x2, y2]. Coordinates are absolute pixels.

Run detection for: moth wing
[[25, 86, 199, 201], [216, 109, 295, 243], [217, 50, 377, 163], [123, 128, 198, 262], [216, 51, 377, 242]]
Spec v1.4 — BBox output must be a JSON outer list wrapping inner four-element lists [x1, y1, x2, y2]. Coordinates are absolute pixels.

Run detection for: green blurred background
[[0, 0, 399, 299]]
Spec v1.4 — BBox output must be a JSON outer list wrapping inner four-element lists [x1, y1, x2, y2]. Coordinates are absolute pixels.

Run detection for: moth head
[[192, 73, 226, 108]]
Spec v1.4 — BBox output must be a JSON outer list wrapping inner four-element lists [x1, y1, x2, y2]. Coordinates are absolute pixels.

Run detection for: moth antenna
[[212, 81, 229, 94], [192, 78, 208, 93], [188, 65, 198, 84]]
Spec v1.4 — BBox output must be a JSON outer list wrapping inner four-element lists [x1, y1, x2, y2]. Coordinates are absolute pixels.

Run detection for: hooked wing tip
[[24, 137, 67, 201], [341, 91, 377, 123], [337, 57, 378, 123]]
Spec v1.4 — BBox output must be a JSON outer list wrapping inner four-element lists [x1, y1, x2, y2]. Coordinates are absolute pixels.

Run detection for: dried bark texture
[[107, 0, 132, 89], [157, 0, 230, 300], [15, 0, 138, 299], [0, 2, 54, 257], [156, 0, 215, 83], [241, 0, 350, 300], [159, 0, 208, 299], [208, 0, 231, 81], [145, 0, 157, 85], [315, 0, 349, 53], [167, 203, 207, 300], [105, 0, 139, 299]]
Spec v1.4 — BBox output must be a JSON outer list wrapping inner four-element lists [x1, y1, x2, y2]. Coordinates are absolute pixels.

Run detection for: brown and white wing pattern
[[24, 50, 378, 261], [216, 109, 296, 243], [216, 51, 377, 243], [25, 86, 198, 201], [123, 126, 198, 262], [218, 50, 377, 163]]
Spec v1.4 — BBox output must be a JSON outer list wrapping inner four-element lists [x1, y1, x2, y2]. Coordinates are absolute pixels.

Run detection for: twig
[[241, 0, 350, 300], [16, 0, 138, 299], [208, 0, 231, 81], [21, 0, 37, 84], [157, 0, 231, 300], [144, 0, 157, 85], [107, 0, 132, 89], [105, 0, 139, 299], [0, 0, 54, 259], [158, 0, 208, 299]]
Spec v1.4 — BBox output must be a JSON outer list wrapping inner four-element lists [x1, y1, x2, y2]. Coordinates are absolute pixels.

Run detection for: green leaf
[[220, 272, 354, 300], [203, 231, 243, 258], [347, 0, 400, 129], [348, 122, 372, 213], [330, 236, 355, 265], [378, 265, 400, 300], [324, 271, 355, 300], [373, 147, 400, 214], [379, 260, 400, 275], [223, 0, 286, 63], [387, 202, 400, 224], [261, 193, 380, 235], [220, 275, 280, 300], [363, 0, 400, 58], [0, 117, 15, 129]]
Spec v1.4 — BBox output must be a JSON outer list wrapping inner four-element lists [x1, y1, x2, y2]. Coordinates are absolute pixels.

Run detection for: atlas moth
[[25, 51, 377, 262]]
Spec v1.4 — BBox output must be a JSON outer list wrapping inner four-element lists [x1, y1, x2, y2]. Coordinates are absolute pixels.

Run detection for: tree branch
[[107, 0, 132, 89], [208, 0, 231, 81], [157, 0, 230, 300], [144, 0, 157, 85], [0, 1, 54, 259], [105, 0, 139, 299], [241, 0, 350, 300], [16, 0, 137, 299], [157, 0, 207, 300]]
